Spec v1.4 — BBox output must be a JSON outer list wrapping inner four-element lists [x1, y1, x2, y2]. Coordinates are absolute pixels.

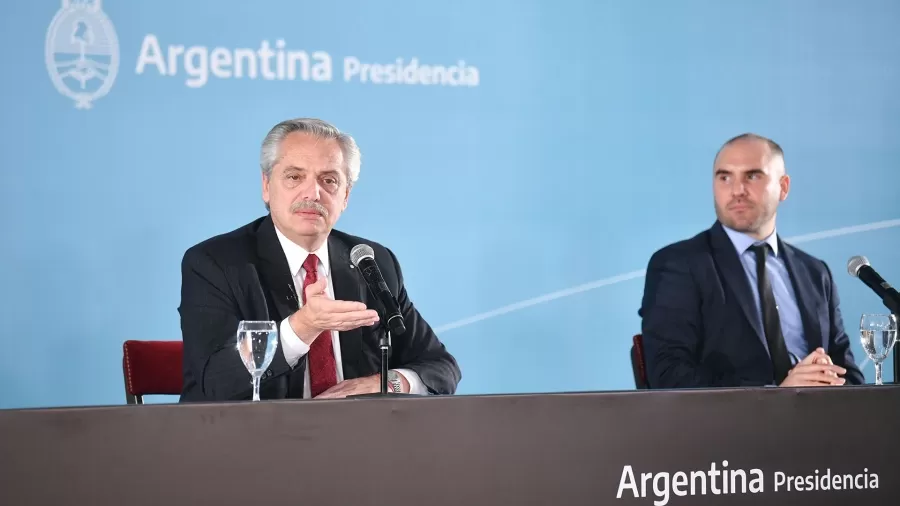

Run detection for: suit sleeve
[[384, 248, 462, 394], [822, 262, 865, 385], [640, 249, 755, 388], [178, 247, 293, 401]]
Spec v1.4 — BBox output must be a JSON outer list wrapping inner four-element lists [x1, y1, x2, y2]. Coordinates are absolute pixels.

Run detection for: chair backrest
[[122, 340, 183, 404], [630, 334, 649, 389]]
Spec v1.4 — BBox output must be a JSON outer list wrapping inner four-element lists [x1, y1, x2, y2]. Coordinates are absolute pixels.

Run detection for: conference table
[[1, 386, 898, 506]]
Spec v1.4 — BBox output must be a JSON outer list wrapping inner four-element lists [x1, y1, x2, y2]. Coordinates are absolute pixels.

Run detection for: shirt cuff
[[280, 317, 310, 368], [393, 368, 427, 395]]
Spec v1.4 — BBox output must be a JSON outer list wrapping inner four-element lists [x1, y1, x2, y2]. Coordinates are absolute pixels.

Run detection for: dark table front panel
[[0, 386, 897, 506]]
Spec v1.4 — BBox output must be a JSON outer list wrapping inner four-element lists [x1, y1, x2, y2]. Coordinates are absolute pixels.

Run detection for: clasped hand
[[779, 347, 847, 387]]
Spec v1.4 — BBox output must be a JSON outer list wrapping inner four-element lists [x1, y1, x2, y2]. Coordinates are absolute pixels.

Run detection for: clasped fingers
[[791, 363, 847, 377]]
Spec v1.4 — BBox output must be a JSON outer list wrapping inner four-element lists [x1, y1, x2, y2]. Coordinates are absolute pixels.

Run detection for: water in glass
[[859, 313, 898, 385], [236, 320, 278, 401]]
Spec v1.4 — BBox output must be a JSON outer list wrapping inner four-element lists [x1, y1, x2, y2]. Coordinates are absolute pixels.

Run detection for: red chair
[[630, 334, 649, 389], [122, 340, 183, 404]]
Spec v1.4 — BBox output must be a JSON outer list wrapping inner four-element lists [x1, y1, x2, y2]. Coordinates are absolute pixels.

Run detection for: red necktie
[[301, 253, 338, 397]]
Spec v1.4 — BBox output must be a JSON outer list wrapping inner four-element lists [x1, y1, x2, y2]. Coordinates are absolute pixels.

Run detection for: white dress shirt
[[274, 227, 426, 397]]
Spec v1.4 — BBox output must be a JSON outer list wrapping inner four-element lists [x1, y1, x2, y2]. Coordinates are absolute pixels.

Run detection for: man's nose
[[298, 179, 321, 200]]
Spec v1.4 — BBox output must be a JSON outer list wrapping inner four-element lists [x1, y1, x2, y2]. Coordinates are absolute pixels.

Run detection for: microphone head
[[350, 244, 375, 268], [848, 255, 870, 278]]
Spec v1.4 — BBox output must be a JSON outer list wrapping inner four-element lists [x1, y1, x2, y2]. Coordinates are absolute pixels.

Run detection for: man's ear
[[262, 173, 271, 207], [779, 174, 791, 202]]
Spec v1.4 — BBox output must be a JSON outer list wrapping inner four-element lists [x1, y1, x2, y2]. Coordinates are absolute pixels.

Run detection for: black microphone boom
[[847, 256, 900, 315], [350, 244, 406, 336], [848, 255, 900, 385]]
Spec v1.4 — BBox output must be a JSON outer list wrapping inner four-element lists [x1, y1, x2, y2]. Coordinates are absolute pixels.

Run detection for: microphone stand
[[348, 314, 405, 399], [894, 312, 900, 385], [347, 261, 406, 398], [881, 299, 900, 384], [379, 323, 391, 395], [879, 304, 900, 384]]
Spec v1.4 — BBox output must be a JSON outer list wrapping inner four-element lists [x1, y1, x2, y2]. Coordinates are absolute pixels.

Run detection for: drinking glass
[[236, 320, 279, 401], [859, 313, 898, 385]]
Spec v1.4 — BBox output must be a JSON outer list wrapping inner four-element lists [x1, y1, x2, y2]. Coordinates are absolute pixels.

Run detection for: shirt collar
[[722, 224, 779, 257], [273, 225, 330, 277]]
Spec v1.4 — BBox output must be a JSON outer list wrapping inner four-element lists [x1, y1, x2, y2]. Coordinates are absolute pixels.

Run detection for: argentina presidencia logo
[[45, 0, 119, 109]]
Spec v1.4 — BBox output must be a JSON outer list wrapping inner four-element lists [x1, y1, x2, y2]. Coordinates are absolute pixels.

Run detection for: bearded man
[[638, 133, 863, 389]]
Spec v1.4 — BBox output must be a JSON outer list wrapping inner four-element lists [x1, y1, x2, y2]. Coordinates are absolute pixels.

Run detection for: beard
[[715, 200, 774, 235]]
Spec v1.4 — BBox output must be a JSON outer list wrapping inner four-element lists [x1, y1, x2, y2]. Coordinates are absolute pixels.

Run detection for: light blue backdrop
[[2, 0, 899, 409]]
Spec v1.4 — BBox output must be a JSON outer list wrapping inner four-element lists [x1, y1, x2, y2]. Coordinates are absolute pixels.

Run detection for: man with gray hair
[[178, 118, 461, 401]]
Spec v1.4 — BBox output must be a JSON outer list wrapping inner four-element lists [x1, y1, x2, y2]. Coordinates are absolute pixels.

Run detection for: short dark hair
[[715, 133, 784, 166]]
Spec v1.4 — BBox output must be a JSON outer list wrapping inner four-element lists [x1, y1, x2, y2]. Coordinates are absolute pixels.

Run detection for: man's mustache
[[290, 200, 329, 218]]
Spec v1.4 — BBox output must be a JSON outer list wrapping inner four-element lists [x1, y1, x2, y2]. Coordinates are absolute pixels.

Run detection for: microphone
[[350, 244, 406, 336], [847, 256, 900, 314]]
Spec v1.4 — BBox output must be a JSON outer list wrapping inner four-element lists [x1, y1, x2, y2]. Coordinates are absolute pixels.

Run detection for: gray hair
[[259, 118, 361, 186]]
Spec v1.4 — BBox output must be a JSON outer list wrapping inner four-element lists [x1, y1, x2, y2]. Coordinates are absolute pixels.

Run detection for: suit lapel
[[328, 234, 365, 379], [709, 222, 767, 346], [779, 239, 824, 349], [256, 216, 300, 323]]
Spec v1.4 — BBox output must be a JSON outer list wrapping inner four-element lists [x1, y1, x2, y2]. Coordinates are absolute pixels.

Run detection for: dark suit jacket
[[639, 221, 864, 389], [178, 215, 462, 401]]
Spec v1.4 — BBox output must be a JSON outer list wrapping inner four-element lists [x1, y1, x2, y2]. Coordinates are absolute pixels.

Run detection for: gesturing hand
[[779, 347, 846, 387], [288, 277, 379, 345]]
